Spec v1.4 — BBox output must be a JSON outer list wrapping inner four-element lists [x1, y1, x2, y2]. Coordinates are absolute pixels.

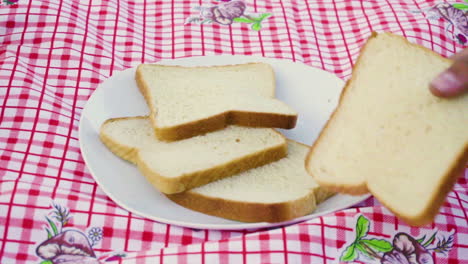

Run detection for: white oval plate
[[79, 55, 370, 230]]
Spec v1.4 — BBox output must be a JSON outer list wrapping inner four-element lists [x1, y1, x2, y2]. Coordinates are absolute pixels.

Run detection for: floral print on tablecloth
[[414, 1, 468, 45], [339, 215, 454, 264], [35, 204, 126, 264], [185, 0, 272, 31]]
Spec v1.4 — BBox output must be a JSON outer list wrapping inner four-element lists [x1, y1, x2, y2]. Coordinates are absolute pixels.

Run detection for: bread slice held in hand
[[135, 63, 298, 141], [167, 141, 335, 223], [305, 32, 468, 226], [100, 116, 287, 194]]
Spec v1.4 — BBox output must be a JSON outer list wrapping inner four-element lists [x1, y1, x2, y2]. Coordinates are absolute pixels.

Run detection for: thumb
[[430, 48, 468, 98]]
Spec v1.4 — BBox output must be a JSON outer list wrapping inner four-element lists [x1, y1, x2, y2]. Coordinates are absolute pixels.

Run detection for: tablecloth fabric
[[1, 0, 467, 263]]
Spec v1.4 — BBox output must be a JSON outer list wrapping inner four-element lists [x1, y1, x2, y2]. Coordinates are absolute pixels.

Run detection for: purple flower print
[[427, 3, 468, 35], [340, 215, 454, 263], [414, 2, 468, 45], [381, 250, 410, 264], [381, 233, 433, 264], [215, 0, 246, 24], [201, 0, 246, 25], [186, 0, 272, 31], [35, 204, 113, 264], [36, 230, 99, 264]]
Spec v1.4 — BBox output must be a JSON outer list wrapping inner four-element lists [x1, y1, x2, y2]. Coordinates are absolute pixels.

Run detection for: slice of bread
[[305, 32, 468, 226], [135, 63, 298, 141], [167, 141, 335, 223], [100, 116, 287, 194]]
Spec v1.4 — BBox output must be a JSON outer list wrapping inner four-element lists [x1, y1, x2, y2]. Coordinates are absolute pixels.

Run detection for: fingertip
[[429, 71, 465, 98], [429, 83, 446, 97]]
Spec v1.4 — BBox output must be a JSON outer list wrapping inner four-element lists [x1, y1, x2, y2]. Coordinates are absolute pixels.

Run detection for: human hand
[[430, 48, 468, 97]]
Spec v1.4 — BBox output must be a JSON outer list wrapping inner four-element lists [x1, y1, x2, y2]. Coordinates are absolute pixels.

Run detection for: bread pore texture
[[100, 116, 288, 194], [305, 32, 468, 226], [167, 141, 335, 223], [135, 63, 298, 141]]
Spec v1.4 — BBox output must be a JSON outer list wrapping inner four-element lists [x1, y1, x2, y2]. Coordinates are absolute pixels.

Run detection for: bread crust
[[166, 189, 317, 223], [100, 116, 288, 194], [305, 32, 467, 226], [135, 63, 297, 141]]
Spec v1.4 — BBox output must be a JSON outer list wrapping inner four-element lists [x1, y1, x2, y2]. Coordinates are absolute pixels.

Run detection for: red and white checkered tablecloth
[[1, 0, 467, 263]]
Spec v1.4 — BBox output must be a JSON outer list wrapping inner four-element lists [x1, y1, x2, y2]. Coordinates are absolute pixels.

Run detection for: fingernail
[[430, 71, 463, 97]]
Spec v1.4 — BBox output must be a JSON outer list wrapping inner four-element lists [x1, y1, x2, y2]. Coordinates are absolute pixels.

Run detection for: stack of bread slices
[[100, 62, 335, 223]]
